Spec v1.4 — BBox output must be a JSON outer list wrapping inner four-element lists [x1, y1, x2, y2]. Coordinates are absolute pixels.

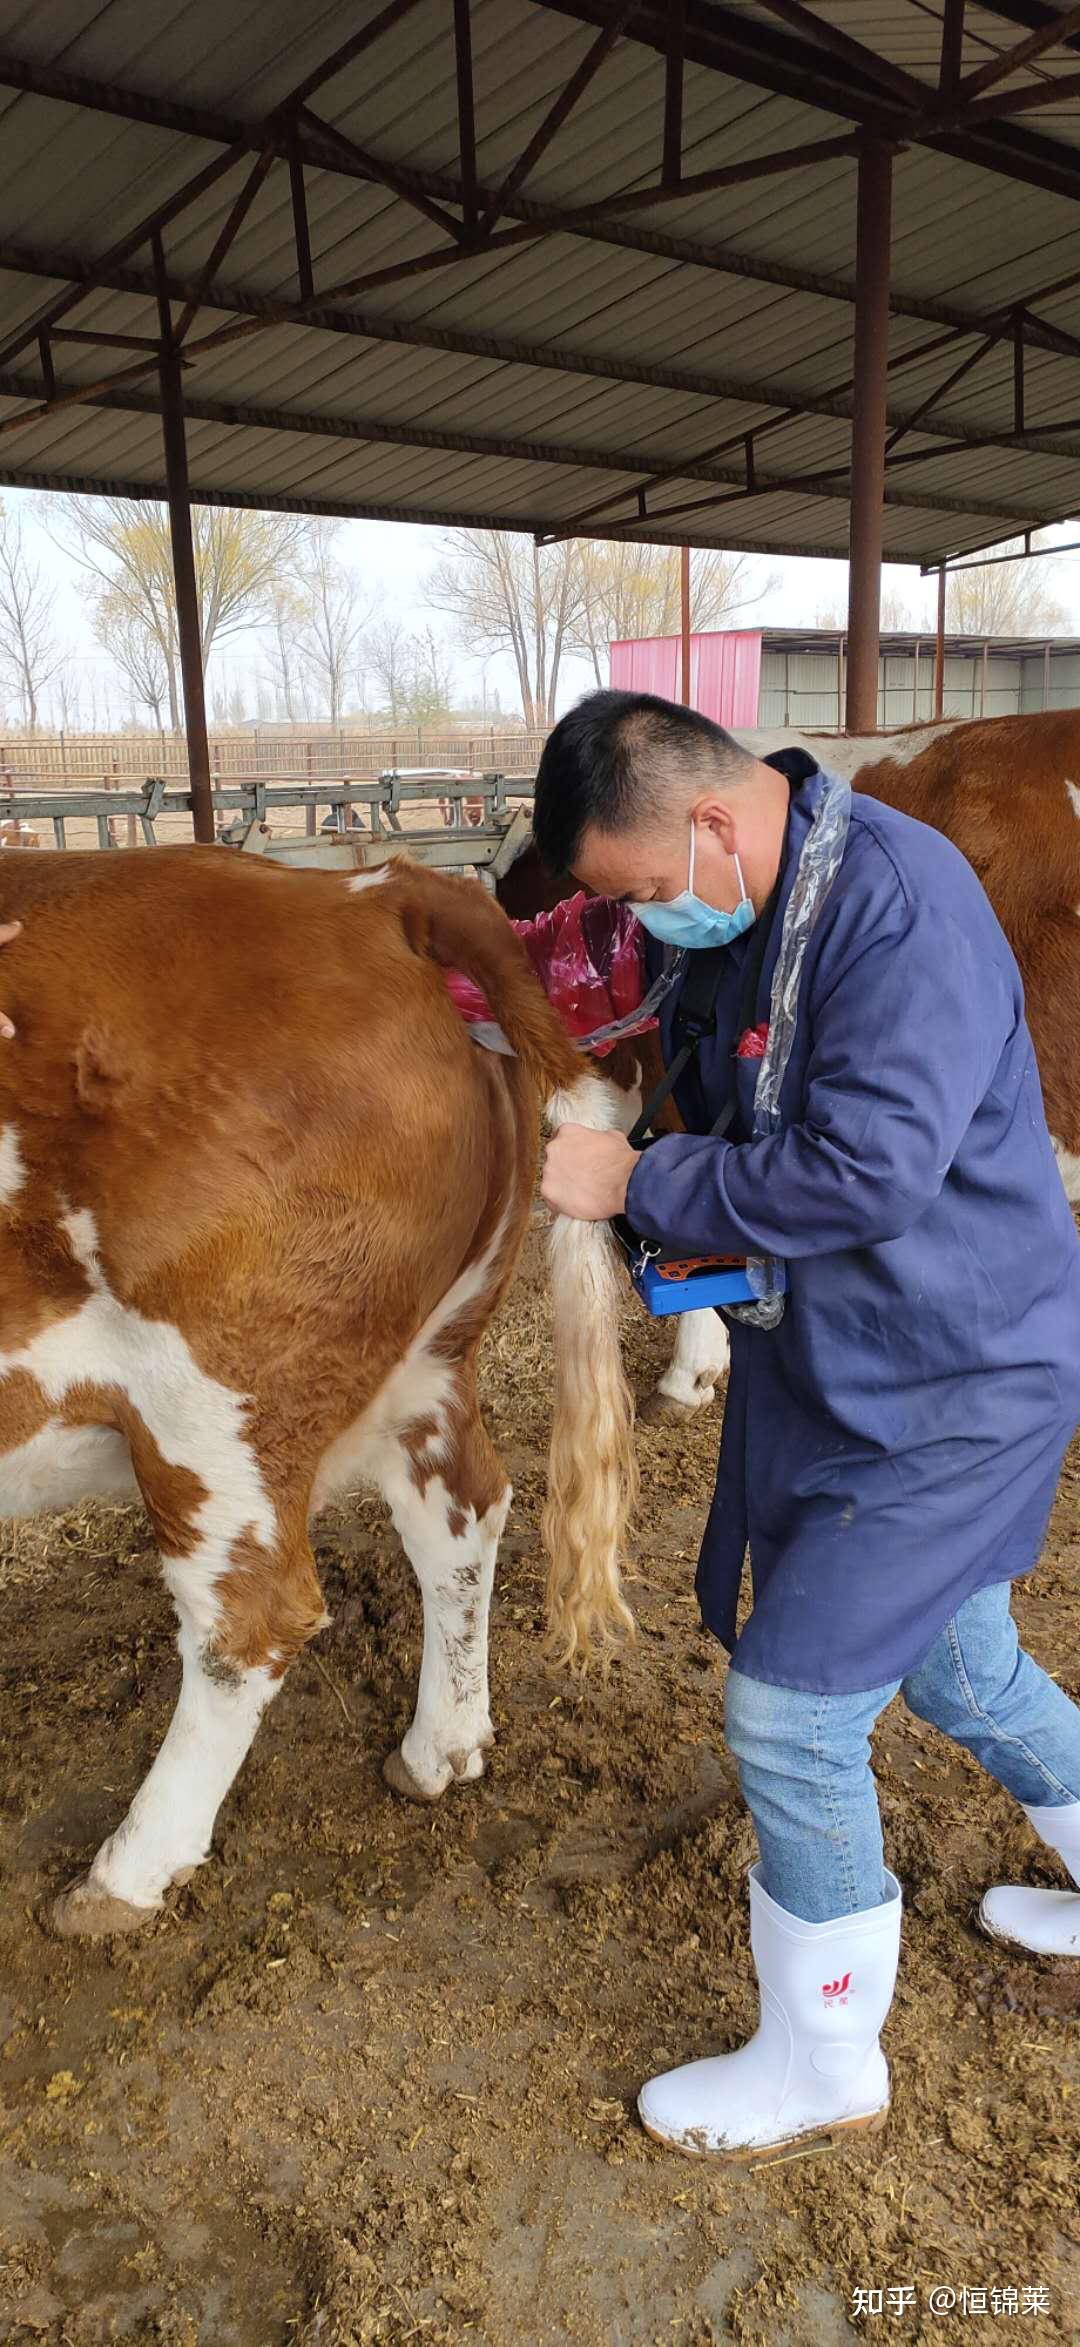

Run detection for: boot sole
[[641, 2101, 889, 2167]]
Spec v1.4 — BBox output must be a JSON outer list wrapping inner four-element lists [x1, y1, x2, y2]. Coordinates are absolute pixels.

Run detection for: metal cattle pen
[[0, 770, 537, 883]]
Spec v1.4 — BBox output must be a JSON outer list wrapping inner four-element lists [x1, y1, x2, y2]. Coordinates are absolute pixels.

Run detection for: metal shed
[[2, 3, 1080, 830]]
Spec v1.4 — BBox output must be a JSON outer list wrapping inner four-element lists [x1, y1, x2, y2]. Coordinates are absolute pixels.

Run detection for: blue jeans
[[724, 1582, 1080, 1923]]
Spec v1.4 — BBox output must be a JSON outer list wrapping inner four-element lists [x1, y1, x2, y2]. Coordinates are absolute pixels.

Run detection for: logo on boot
[[822, 1973, 851, 2005]]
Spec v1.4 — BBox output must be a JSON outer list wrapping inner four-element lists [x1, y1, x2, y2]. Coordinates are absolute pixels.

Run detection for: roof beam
[[0, 365, 1056, 529], [0, 47, 1079, 361], [481, 0, 640, 228], [662, 0, 685, 185], [750, 1, 928, 107], [956, 2, 1080, 99], [534, 2, 1080, 202], [0, 122, 1078, 365], [0, 459, 978, 567], [1, 239, 1078, 462], [3, 43, 1080, 338]]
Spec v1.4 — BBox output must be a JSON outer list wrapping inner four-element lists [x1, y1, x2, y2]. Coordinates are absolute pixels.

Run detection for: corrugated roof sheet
[[0, 0, 1077, 565]]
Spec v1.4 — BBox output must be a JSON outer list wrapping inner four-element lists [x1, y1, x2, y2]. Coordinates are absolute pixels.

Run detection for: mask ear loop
[[687, 817, 698, 894]]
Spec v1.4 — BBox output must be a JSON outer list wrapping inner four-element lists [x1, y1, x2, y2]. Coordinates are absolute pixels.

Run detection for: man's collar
[[761, 746, 819, 788]]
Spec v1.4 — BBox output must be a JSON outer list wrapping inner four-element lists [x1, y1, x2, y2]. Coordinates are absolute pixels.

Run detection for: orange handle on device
[[656, 1254, 746, 1283]]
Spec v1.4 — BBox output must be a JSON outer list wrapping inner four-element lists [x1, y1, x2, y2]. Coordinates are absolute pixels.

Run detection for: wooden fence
[[0, 729, 548, 784]]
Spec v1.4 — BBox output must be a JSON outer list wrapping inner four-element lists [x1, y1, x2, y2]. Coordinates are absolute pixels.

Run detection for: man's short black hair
[[532, 688, 754, 874]]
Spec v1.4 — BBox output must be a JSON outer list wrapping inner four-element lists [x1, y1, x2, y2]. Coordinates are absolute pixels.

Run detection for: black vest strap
[[626, 881, 780, 1150]]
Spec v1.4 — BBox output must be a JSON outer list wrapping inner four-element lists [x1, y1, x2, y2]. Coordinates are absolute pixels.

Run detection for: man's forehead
[[573, 820, 679, 899]]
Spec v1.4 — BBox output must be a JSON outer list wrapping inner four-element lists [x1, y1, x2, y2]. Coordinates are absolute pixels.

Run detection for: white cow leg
[[641, 1307, 730, 1422], [379, 1436, 510, 1804], [52, 1607, 280, 1936]]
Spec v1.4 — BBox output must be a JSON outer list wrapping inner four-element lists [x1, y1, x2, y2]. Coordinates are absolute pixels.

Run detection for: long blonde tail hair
[[541, 1073, 638, 1664]]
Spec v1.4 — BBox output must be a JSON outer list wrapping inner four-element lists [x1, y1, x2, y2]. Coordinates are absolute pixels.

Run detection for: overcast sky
[[6, 486, 1080, 730]]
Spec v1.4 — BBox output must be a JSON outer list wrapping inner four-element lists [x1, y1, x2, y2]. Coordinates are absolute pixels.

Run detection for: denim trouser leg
[[724, 1582, 1080, 1925], [901, 1580, 1080, 1807], [723, 1666, 899, 1924]]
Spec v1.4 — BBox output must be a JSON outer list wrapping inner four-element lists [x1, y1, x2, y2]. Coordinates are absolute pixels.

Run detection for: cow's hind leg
[[641, 1306, 730, 1422], [52, 1499, 325, 1936], [377, 1389, 510, 1804]]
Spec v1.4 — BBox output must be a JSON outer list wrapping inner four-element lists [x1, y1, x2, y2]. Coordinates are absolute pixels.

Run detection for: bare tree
[[101, 591, 169, 730], [296, 519, 369, 727], [946, 543, 1067, 636], [265, 583, 307, 723], [0, 497, 61, 730], [402, 626, 456, 725], [54, 667, 84, 732], [365, 615, 411, 723], [571, 543, 767, 685], [426, 531, 581, 724], [57, 498, 303, 730]]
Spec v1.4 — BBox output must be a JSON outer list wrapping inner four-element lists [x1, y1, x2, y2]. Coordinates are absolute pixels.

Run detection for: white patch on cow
[[311, 1204, 514, 1510], [1065, 780, 1080, 820], [347, 865, 391, 892], [0, 1420, 138, 1514], [736, 721, 966, 779], [0, 1121, 24, 1208], [310, 1205, 517, 1800], [9, 1202, 276, 1546], [657, 1308, 731, 1411], [1051, 1136, 1080, 1205], [382, 1475, 510, 1796], [78, 1623, 278, 1913], [1, 1205, 281, 1911]]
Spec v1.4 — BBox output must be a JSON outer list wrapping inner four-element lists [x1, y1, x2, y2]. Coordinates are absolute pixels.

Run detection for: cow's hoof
[[383, 1748, 443, 1803], [50, 1879, 160, 1938], [638, 1387, 713, 1425], [383, 1742, 489, 1804]]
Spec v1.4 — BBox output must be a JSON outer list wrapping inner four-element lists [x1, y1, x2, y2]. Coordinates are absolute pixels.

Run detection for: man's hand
[[541, 1123, 638, 1222], [0, 920, 20, 1038]]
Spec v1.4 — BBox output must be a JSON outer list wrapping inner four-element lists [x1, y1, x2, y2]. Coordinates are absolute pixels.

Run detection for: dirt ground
[[1, 1217, 1077, 2347]]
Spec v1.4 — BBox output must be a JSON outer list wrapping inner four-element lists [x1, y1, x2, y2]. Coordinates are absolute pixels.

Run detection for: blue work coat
[[627, 757, 1080, 1693]]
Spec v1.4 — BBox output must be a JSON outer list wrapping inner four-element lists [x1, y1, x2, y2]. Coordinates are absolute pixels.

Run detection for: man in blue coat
[[536, 689, 1080, 2163]]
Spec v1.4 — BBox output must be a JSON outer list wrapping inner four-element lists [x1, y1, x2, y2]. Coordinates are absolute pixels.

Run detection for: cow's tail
[[381, 859, 637, 1665]]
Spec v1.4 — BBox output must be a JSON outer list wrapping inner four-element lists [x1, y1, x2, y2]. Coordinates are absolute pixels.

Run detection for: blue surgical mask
[[631, 823, 756, 950]]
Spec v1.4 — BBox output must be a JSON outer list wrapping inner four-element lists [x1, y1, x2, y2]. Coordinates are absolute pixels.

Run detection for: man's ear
[[694, 797, 738, 853]]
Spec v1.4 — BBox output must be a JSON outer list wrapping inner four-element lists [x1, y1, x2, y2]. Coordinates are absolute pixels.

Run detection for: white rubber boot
[[979, 1799, 1080, 1957], [638, 1865, 901, 2162]]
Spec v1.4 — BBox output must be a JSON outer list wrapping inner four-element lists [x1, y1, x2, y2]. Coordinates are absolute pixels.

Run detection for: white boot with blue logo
[[638, 1865, 901, 2162], [979, 1799, 1080, 1957]]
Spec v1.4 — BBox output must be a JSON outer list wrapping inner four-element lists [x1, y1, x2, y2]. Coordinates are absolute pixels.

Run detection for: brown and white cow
[[0, 852, 634, 1935], [501, 710, 1080, 1418]]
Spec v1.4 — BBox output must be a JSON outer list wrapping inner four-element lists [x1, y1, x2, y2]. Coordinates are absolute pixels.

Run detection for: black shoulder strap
[[627, 946, 727, 1147], [626, 881, 781, 1150]]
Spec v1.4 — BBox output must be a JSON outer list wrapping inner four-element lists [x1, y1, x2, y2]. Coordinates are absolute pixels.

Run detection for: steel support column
[[845, 141, 893, 732], [159, 349, 214, 843], [934, 562, 946, 716], [680, 542, 691, 702]]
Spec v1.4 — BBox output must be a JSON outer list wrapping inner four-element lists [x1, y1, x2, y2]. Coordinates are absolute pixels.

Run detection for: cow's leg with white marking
[[53, 1493, 325, 1937], [642, 1305, 730, 1422], [601, 1045, 730, 1421], [377, 1389, 510, 1804]]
